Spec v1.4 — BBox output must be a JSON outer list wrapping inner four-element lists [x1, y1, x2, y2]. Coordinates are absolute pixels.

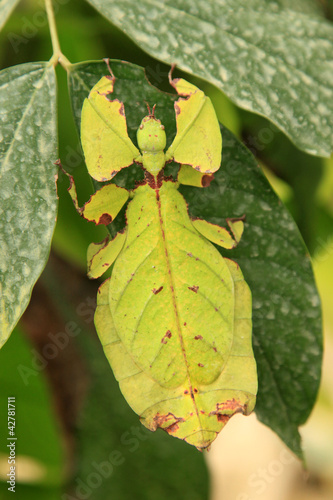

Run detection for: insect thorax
[[141, 151, 166, 176]]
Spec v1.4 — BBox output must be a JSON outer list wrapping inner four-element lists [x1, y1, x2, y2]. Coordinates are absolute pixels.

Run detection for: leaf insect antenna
[[144, 101, 157, 118]]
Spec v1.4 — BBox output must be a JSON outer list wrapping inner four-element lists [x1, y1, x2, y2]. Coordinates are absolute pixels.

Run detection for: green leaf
[[86, 0, 333, 158], [0, 62, 58, 347], [240, 112, 325, 253], [0, 0, 20, 31], [68, 60, 322, 457]]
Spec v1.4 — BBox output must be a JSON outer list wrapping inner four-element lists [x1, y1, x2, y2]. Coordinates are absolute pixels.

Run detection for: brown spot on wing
[[98, 213, 112, 225], [188, 285, 199, 293], [217, 414, 230, 424], [202, 174, 214, 187], [161, 330, 172, 344], [152, 286, 163, 295], [165, 421, 181, 434]]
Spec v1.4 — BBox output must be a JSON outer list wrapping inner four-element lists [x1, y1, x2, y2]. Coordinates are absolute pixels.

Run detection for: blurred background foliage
[[0, 1, 332, 499]]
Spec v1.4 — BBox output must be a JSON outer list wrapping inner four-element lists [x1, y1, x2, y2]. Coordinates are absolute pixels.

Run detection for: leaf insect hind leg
[[192, 216, 245, 250], [57, 160, 130, 225], [175, 163, 245, 249], [56, 160, 129, 277], [87, 231, 127, 279], [177, 163, 214, 188]]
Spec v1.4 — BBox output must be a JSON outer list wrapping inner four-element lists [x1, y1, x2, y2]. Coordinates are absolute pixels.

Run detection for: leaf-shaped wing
[[81, 74, 140, 181], [165, 78, 222, 173]]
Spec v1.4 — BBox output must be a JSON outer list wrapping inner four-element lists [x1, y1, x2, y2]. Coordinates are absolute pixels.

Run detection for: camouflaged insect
[[67, 63, 257, 450]]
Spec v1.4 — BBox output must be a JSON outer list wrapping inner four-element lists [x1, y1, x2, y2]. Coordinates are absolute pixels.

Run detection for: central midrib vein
[[155, 187, 203, 435]]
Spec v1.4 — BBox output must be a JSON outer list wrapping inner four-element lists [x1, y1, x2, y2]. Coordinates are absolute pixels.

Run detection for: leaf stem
[[45, 0, 71, 70]]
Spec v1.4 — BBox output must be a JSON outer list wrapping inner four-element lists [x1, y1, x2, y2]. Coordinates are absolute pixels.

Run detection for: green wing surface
[[166, 79, 222, 173], [80, 75, 140, 181]]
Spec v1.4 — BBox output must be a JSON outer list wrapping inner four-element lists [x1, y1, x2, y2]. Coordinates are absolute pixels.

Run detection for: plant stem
[[45, 0, 71, 70]]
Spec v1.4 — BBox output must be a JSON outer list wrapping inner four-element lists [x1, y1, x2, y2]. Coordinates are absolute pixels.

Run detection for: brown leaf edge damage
[[152, 412, 185, 434], [209, 398, 247, 424]]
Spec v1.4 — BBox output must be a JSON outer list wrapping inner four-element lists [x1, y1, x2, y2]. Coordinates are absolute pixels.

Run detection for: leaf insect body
[[137, 104, 167, 176], [66, 61, 257, 450]]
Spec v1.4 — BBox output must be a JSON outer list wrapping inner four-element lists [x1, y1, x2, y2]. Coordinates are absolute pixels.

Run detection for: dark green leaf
[[241, 112, 324, 253], [0, 62, 58, 347]]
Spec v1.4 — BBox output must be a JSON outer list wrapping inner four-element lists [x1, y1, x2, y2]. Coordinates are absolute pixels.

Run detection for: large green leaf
[[0, 62, 58, 347], [86, 0, 333, 158], [0, 0, 20, 31], [67, 60, 322, 457]]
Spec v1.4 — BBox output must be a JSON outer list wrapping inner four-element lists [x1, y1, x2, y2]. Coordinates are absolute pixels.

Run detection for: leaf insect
[[66, 60, 257, 450]]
